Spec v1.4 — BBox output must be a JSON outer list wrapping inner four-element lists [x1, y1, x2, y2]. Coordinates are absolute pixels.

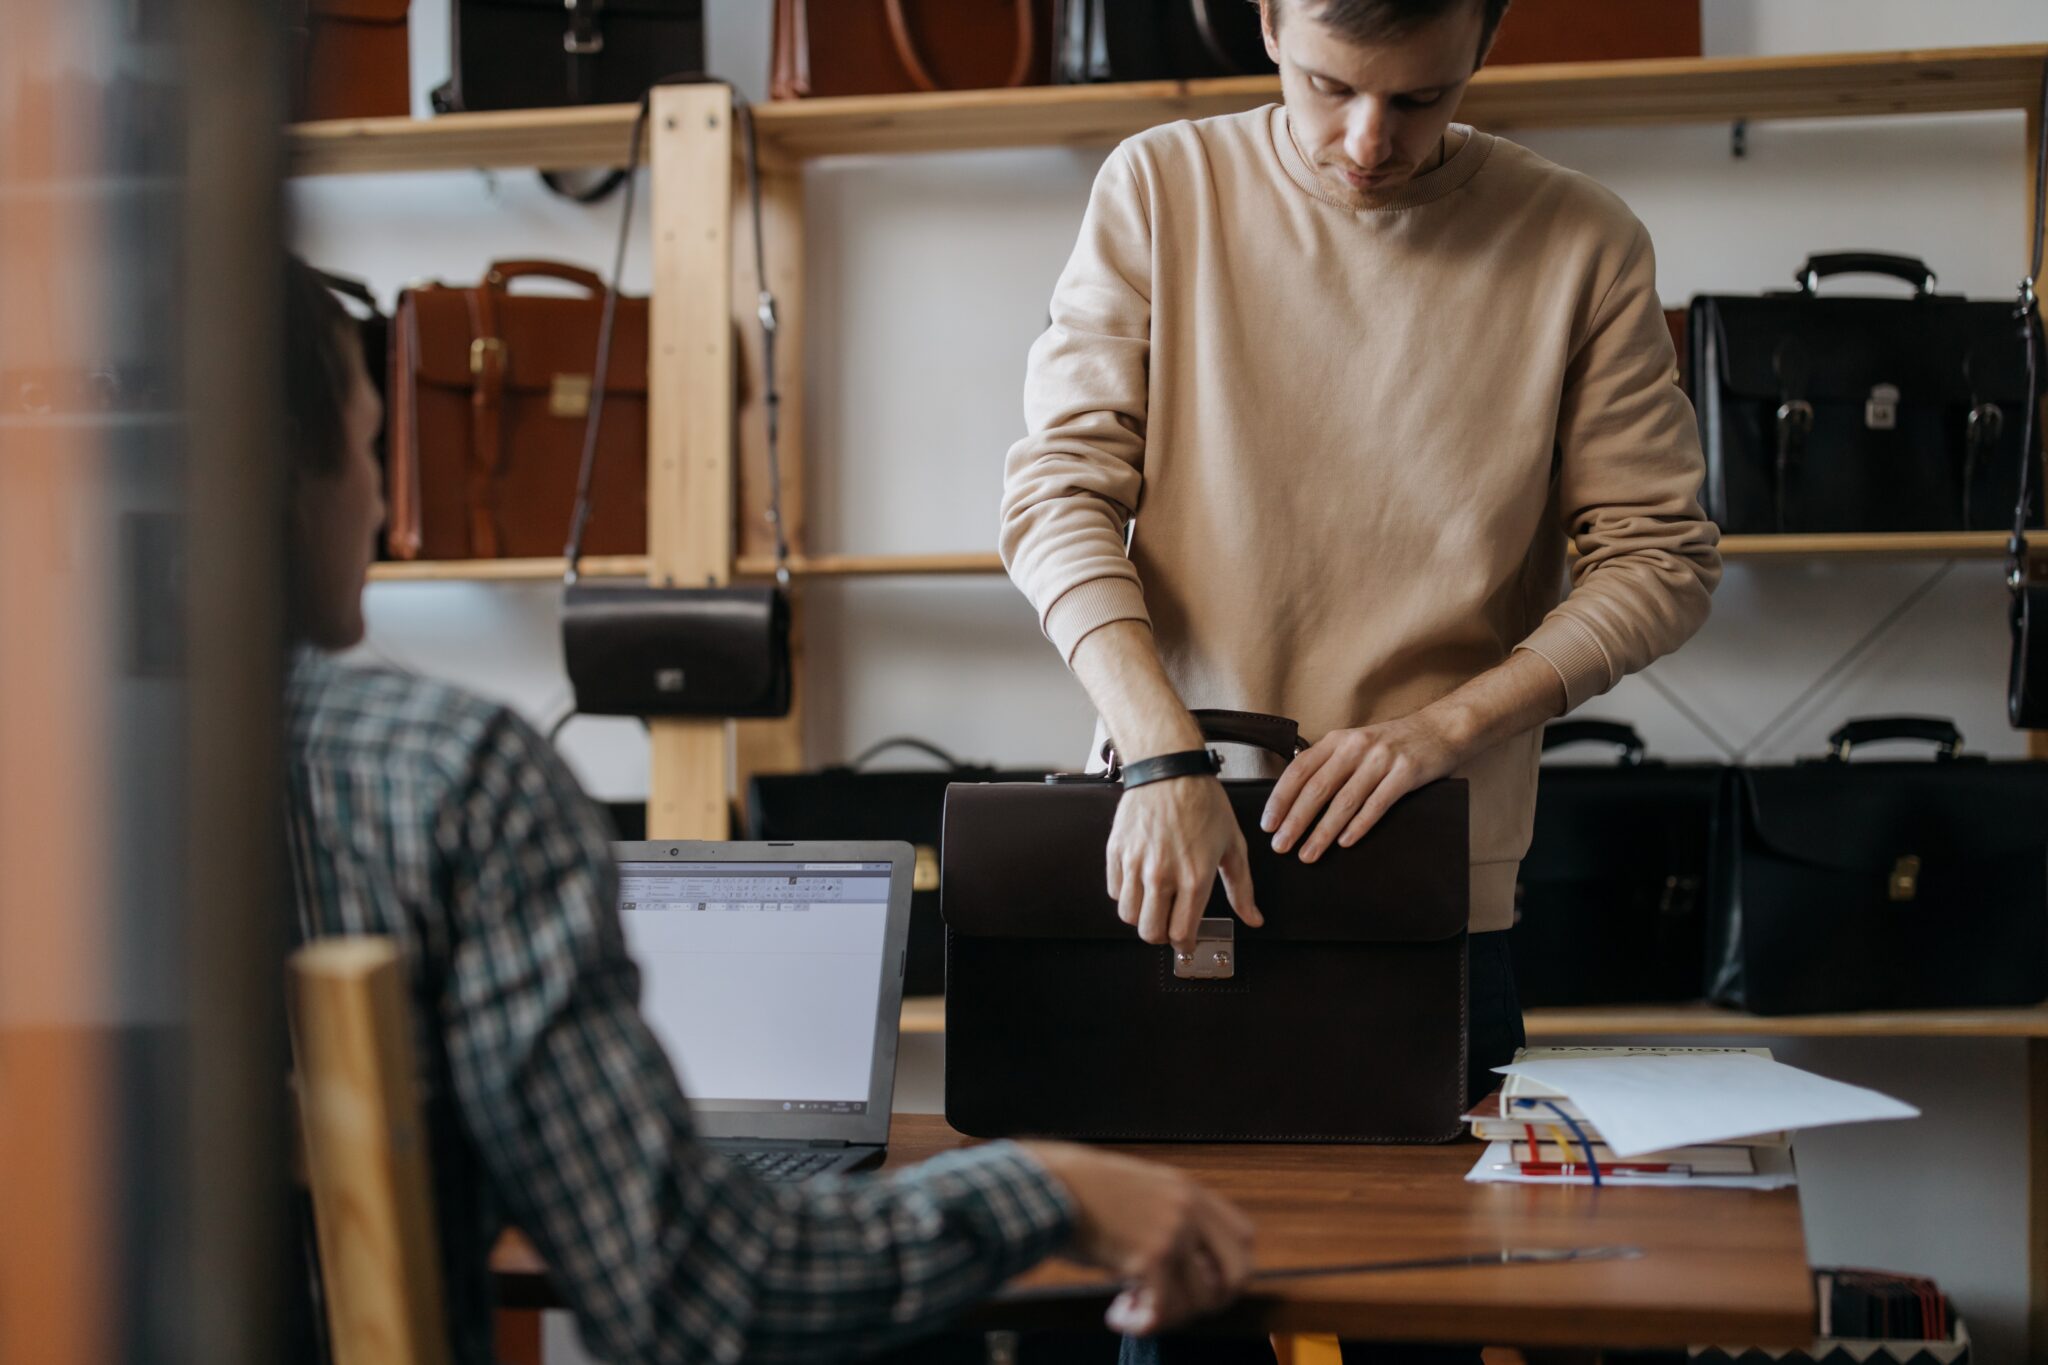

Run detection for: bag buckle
[[1888, 855, 1922, 903], [563, 0, 604, 54], [1864, 383, 1900, 430], [469, 335, 506, 376], [1173, 918, 1235, 980]]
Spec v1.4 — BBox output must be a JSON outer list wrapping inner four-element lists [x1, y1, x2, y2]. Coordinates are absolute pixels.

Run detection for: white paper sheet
[[1463, 1139, 1800, 1190], [1494, 1053, 1918, 1157]]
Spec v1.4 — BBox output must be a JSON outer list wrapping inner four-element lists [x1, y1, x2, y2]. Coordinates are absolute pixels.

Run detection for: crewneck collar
[[1271, 106, 1491, 212]]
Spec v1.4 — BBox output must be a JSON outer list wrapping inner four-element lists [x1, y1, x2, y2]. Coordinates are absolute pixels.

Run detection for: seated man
[[279, 257, 1253, 1365]]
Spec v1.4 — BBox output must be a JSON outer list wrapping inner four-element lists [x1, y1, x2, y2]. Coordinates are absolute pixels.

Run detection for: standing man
[[1001, 0, 1719, 1113]]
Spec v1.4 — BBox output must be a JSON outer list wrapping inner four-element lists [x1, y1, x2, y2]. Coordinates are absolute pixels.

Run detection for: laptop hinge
[[807, 1138, 851, 1149]]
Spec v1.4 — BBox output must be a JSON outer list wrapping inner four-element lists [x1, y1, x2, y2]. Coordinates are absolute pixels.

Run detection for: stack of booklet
[[1462, 1044, 1916, 1189]]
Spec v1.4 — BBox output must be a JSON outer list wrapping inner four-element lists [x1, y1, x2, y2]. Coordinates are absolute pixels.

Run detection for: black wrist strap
[[1119, 748, 1224, 790]]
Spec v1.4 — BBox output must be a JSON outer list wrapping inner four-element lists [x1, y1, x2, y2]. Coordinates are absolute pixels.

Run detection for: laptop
[[613, 840, 914, 1180]]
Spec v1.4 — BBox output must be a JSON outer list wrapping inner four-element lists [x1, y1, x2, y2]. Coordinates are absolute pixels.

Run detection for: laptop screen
[[617, 859, 896, 1117]]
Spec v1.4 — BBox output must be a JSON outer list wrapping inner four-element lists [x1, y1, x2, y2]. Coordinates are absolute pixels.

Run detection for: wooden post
[[2032, 1036, 2048, 1363], [734, 156, 810, 795], [289, 939, 451, 1365], [647, 84, 738, 839]]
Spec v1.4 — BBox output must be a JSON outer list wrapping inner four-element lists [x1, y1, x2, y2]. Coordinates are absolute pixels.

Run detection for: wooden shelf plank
[[285, 46, 2048, 176], [899, 997, 2048, 1038], [366, 555, 647, 583], [288, 103, 639, 178], [1717, 531, 2022, 560], [734, 551, 1005, 578]]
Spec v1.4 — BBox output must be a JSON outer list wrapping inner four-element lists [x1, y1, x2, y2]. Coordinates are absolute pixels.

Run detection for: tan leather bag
[[1486, 0, 1700, 65], [386, 261, 648, 561], [290, 0, 412, 122], [771, 0, 1052, 99]]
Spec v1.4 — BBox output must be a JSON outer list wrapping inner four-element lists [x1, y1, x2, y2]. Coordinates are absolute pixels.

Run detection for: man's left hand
[[1260, 711, 1466, 863]]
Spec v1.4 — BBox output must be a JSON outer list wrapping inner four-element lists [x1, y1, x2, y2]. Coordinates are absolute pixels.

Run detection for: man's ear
[[1259, 0, 1280, 65]]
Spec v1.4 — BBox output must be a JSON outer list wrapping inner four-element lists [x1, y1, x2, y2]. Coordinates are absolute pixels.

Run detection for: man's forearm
[[1069, 620, 1204, 762], [1425, 649, 1569, 759]]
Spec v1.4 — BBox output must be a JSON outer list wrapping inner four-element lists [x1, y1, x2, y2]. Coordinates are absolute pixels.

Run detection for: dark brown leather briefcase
[[289, 0, 412, 122], [942, 711, 1470, 1143], [387, 260, 647, 561], [771, 0, 1054, 100], [1485, 0, 1700, 65]]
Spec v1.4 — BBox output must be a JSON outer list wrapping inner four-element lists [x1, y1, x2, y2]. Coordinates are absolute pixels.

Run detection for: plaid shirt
[[284, 650, 1074, 1365]]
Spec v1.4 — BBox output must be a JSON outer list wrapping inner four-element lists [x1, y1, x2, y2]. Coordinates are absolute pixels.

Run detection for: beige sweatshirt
[[1000, 108, 1721, 933]]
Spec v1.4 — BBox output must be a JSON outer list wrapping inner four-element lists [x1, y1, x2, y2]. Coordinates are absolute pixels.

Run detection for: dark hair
[[1273, 0, 1512, 64], [283, 255, 360, 478]]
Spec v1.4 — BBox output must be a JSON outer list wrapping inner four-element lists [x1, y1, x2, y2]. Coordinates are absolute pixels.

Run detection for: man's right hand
[[1023, 1142, 1256, 1335], [1107, 774, 1263, 953]]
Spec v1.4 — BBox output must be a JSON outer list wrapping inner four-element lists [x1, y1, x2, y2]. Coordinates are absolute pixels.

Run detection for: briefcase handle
[[1824, 716, 1963, 762], [1099, 708, 1307, 774], [1795, 252, 1937, 297], [483, 259, 607, 296], [1540, 719, 1646, 766], [843, 736, 975, 772]]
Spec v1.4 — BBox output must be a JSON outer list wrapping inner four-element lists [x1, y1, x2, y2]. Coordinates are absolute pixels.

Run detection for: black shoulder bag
[[2010, 64, 2047, 729], [560, 86, 794, 720]]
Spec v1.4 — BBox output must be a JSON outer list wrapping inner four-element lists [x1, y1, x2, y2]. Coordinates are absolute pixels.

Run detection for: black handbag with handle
[[1053, 0, 1274, 82], [559, 88, 794, 721], [1690, 252, 2045, 535], [1510, 720, 1721, 1008], [942, 709, 1471, 1143], [431, 0, 704, 113], [747, 740, 1050, 996], [1707, 717, 2048, 1016]]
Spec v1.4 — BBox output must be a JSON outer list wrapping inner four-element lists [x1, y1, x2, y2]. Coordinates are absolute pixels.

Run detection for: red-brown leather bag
[[1486, 0, 1700, 65], [289, 0, 412, 122], [386, 261, 647, 561], [771, 0, 1053, 100]]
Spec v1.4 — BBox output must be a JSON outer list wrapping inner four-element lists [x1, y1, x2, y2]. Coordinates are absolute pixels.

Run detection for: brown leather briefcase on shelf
[[942, 710, 1471, 1143], [1486, 0, 1699, 65], [771, 0, 1054, 100], [289, 0, 412, 122], [387, 260, 647, 561]]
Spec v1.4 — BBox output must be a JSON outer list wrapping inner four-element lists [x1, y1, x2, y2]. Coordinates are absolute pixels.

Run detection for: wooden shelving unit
[[288, 46, 2047, 175]]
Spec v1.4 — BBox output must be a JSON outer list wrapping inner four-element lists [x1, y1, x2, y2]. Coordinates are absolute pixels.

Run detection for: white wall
[[292, 1, 2048, 1358]]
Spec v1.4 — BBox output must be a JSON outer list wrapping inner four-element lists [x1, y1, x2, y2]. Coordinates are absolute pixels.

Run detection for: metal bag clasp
[[1173, 918, 1236, 979]]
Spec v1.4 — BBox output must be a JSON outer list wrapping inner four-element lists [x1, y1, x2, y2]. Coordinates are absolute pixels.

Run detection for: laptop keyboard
[[729, 1149, 840, 1182]]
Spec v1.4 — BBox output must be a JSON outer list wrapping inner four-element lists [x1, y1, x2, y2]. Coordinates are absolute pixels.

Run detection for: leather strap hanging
[[2009, 64, 2047, 729]]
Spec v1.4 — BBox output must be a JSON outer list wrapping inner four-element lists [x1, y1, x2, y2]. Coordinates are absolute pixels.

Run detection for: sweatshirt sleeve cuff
[[1043, 576, 1152, 665], [1514, 617, 1616, 713]]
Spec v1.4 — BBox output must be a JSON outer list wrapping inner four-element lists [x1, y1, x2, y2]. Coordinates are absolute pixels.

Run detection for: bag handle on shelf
[[1794, 252, 1937, 296], [485, 259, 606, 295], [1823, 716, 1963, 762], [1540, 720, 1647, 767], [844, 736, 971, 772], [883, 0, 1035, 93], [2006, 63, 2047, 727]]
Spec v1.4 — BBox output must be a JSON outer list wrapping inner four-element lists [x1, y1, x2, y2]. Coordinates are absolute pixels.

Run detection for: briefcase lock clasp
[[1865, 383, 1900, 430], [1889, 854, 1922, 902], [1173, 919, 1235, 980]]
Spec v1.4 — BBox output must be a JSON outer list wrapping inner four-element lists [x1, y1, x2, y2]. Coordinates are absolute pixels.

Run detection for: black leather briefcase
[[943, 710, 1470, 1143], [1690, 252, 2045, 534], [431, 0, 704, 113], [1053, 0, 1274, 82], [1512, 721, 1721, 1007], [747, 740, 1049, 997], [1708, 717, 2048, 1016]]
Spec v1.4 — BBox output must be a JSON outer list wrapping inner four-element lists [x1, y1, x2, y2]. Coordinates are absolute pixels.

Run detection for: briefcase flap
[[1520, 763, 1721, 882], [942, 778, 1468, 943], [400, 287, 649, 398], [310, 0, 408, 25], [1737, 762, 2048, 874], [1695, 295, 2029, 405]]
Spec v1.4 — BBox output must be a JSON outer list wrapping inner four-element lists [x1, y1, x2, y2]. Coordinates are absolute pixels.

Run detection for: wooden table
[[495, 1114, 1813, 1350]]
